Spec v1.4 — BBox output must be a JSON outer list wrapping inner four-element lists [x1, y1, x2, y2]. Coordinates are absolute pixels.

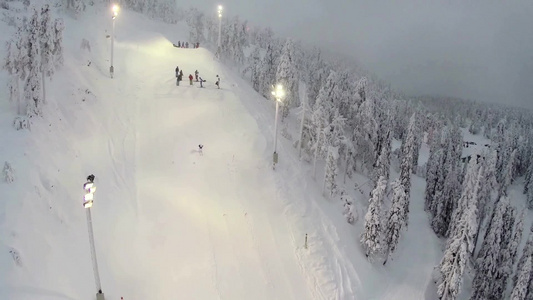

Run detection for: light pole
[[271, 84, 285, 170], [83, 175, 105, 300], [216, 5, 222, 57], [110, 4, 119, 78]]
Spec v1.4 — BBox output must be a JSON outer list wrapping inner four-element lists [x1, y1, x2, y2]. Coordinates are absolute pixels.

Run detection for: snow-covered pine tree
[[424, 125, 444, 212], [398, 113, 417, 223], [471, 197, 509, 300], [524, 154, 533, 195], [527, 178, 533, 209], [311, 71, 337, 175], [249, 47, 261, 92], [437, 199, 477, 300], [374, 128, 392, 185], [324, 146, 339, 198], [500, 148, 518, 197], [490, 204, 518, 299], [514, 226, 533, 286], [353, 97, 377, 175], [24, 8, 43, 117], [510, 256, 531, 300], [258, 44, 279, 99], [3, 30, 25, 115], [52, 18, 64, 69], [39, 4, 54, 105], [447, 157, 480, 239], [431, 162, 460, 237], [305, 47, 327, 109], [383, 179, 407, 264], [410, 111, 422, 172], [361, 176, 386, 261], [276, 38, 299, 121]]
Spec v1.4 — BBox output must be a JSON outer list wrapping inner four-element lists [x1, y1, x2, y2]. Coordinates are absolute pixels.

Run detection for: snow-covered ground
[[1, 5, 529, 300]]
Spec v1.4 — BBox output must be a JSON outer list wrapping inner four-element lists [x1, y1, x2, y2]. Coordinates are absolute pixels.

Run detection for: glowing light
[[83, 182, 96, 208], [112, 4, 119, 18], [272, 84, 285, 102]]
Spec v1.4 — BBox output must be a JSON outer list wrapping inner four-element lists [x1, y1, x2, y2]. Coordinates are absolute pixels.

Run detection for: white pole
[[274, 99, 280, 155], [86, 208, 102, 293], [298, 96, 306, 159], [110, 16, 115, 78]]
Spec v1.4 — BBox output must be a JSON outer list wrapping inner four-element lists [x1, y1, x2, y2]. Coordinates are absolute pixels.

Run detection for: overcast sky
[[185, 0, 533, 109]]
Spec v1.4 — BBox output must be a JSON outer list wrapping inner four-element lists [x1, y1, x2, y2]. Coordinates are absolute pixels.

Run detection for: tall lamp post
[[271, 84, 285, 170], [110, 4, 119, 78], [216, 5, 222, 58], [83, 175, 105, 300]]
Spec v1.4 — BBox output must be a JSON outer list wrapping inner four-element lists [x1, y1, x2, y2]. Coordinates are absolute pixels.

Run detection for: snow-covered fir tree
[[524, 154, 533, 195], [489, 203, 518, 299], [311, 71, 337, 174], [276, 38, 299, 120], [258, 44, 279, 99], [39, 4, 54, 105], [510, 256, 531, 300], [373, 128, 392, 184], [514, 226, 533, 286], [24, 7, 43, 117], [447, 158, 480, 239], [471, 197, 509, 300], [52, 18, 64, 69], [431, 162, 460, 237], [437, 200, 477, 300], [500, 148, 517, 197], [425, 125, 444, 212], [383, 179, 407, 264], [247, 47, 261, 92], [398, 113, 417, 223], [3, 30, 25, 115], [361, 176, 386, 261], [323, 146, 339, 198], [305, 47, 328, 109]]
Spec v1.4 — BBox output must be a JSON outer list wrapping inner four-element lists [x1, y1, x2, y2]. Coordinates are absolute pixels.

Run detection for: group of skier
[[175, 66, 220, 89], [174, 41, 200, 48]]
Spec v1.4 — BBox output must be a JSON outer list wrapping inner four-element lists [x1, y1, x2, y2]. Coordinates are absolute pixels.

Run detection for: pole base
[[96, 292, 105, 300]]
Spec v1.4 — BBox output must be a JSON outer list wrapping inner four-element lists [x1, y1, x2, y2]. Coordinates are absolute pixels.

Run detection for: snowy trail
[[86, 19, 316, 299]]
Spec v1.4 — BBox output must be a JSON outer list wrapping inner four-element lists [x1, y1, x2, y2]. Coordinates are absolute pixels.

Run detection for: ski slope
[[0, 6, 468, 300]]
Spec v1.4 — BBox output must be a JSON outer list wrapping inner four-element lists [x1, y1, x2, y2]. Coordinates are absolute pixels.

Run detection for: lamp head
[[112, 4, 119, 17]]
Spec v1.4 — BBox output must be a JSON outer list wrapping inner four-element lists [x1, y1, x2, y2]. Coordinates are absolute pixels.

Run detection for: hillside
[[1, 4, 531, 300]]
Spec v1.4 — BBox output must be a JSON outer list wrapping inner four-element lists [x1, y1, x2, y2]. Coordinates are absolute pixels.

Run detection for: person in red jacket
[[189, 74, 193, 85]]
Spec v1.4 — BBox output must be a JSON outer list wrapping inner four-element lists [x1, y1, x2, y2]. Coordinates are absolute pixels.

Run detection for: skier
[[198, 144, 203, 155], [177, 41, 181, 47], [186, 42, 189, 48], [179, 70, 183, 78], [199, 76, 204, 88], [196, 42, 200, 48], [175, 66, 179, 78], [195, 70, 199, 82], [177, 73, 183, 86], [215, 75, 220, 89], [189, 74, 194, 85]]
